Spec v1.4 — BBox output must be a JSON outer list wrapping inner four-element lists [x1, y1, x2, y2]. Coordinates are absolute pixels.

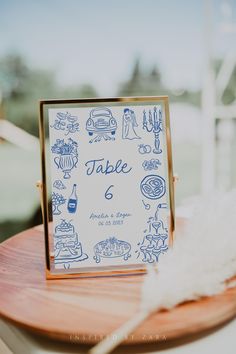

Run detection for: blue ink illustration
[[51, 138, 78, 179], [93, 237, 131, 263], [54, 219, 88, 268], [142, 199, 150, 210], [143, 106, 162, 154], [138, 144, 151, 154], [140, 175, 166, 200], [105, 185, 114, 200], [122, 108, 140, 140], [136, 203, 168, 263], [52, 192, 66, 215], [67, 184, 78, 213], [66, 113, 80, 135], [53, 180, 66, 190], [142, 159, 161, 171], [50, 112, 80, 136], [86, 107, 117, 143], [85, 158, 132, 176], [50, 112, 66, 131]]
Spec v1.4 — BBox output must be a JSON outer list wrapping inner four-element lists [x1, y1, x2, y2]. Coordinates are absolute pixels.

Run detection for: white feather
[[90, 190, 236, 354], [142, 190, 236, 312]]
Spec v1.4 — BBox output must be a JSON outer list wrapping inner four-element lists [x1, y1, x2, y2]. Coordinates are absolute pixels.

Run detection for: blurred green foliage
[[118, 58, 201, 106], [0, 54, 98, 136]]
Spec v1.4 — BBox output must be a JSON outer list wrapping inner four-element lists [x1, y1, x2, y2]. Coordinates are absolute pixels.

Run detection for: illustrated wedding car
[[86, 107, 117, 136]]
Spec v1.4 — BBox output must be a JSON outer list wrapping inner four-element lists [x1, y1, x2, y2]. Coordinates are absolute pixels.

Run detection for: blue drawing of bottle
[[67, 184, 78, 213]]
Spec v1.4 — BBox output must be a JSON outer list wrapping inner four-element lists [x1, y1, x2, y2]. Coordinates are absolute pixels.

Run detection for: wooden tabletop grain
[[0, 222, 236, 345]]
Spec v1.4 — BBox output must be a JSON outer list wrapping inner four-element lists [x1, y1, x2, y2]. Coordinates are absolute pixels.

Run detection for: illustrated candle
[[153, 106, 158, 130], [67, 184, 78, 213]]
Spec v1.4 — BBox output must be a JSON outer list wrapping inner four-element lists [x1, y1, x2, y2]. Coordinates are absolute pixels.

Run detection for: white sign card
[[39, 97, 175, 278]]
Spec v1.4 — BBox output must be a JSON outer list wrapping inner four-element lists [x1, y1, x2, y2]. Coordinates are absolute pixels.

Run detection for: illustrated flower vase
[[54, 153, 78, 179]]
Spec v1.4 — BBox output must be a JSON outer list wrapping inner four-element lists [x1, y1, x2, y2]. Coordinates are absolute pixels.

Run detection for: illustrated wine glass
[[145, 234, 154, 248], [152, 220, 161, 235]]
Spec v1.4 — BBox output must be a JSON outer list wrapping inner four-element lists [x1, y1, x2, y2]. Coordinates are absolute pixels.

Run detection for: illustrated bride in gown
[[122, 108, 141, 140]]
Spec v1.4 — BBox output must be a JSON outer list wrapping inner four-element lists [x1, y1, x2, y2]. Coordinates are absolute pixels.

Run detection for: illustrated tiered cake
[[54, 220, 88, 265]]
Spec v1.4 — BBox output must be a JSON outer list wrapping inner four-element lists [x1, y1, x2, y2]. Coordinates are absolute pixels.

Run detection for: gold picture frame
[[39, 96, 175, 279]]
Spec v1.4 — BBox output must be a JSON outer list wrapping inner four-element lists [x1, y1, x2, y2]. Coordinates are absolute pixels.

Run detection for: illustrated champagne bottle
[[67, 184, 78, 213]]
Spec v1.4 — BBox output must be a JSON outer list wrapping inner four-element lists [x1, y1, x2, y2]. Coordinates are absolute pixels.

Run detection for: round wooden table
[[0, 223, 236, 346]]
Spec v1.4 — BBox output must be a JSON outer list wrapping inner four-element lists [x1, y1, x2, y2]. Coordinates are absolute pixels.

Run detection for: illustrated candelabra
[[143, 106, 162, 154]]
